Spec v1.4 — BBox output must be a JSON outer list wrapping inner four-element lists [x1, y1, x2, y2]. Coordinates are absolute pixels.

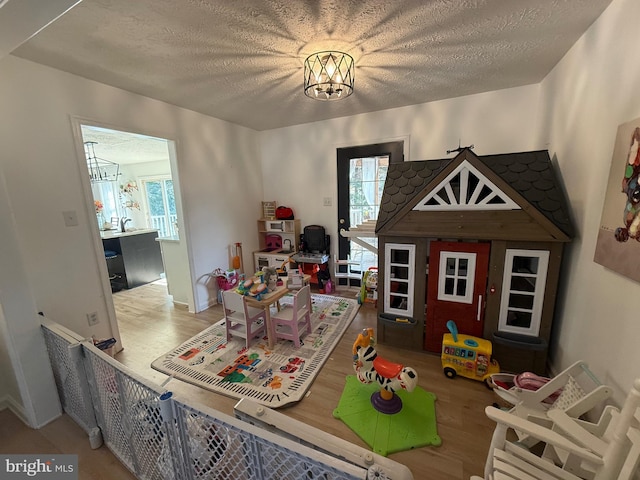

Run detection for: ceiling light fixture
[[85, 141, 120, 183], [304, 50, 354, 101]]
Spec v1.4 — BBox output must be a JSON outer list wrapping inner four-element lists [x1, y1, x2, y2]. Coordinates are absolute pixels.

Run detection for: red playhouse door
[[425, 241, 490, 352]]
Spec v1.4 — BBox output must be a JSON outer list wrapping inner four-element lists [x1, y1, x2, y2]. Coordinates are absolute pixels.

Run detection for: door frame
[[70, 116, 195, 348]]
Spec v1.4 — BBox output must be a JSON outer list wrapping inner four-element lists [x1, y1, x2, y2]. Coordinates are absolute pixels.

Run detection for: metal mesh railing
[[40, 319, 97, 434], [171, 399, 363, 480], [41, 319, 413, 480], [82, 342, 178, 479]]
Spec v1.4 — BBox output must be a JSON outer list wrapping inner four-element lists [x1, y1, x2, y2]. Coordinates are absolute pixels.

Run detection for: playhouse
[[374, 148, 574, 374]]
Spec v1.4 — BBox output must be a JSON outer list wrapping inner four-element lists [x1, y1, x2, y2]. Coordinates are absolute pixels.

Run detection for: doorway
[[336, 141, 403, 286], [425, 241, 490, 352], [78, 122, 194, 317]]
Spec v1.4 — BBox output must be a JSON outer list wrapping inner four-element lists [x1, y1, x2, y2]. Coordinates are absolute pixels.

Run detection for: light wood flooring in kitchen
[[2, 281, 499, 480]]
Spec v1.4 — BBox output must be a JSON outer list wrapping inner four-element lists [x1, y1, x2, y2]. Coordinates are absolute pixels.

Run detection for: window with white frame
[[91, 181, 121, 226], [142, 177, 177, 238], [437, 251, 477, 304], [498, 249, 549, 336], [384, 243, 415, 316]]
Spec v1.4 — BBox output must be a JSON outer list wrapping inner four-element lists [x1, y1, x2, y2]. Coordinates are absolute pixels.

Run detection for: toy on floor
[[358, 267, 378, 305], [316, 264, 332, 293], [214, 268, 240, 302], [352, 328, 418, 414], [489, 371, 562, 409], [441, 320, 500, 385], [494, 372, 559, 401]]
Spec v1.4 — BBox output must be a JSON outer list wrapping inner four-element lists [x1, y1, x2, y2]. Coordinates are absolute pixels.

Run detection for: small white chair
[[269, 285, 312, 348], [222, 290, 266, 348]]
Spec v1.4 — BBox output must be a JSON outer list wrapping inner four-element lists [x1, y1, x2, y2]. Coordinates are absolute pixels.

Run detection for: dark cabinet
[[102, 231, 164, 289]]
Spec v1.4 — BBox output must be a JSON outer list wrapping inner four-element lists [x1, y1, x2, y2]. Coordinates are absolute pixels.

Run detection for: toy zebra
[[352, 328, 418, 413]]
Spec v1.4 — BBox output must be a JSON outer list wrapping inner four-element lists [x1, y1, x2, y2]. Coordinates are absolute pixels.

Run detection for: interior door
[[425, 241, 490, 352], [336, 142, 403, 283]]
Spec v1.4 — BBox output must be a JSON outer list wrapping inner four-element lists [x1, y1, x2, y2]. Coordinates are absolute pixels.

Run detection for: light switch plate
[[86, 311, 99, 326], [63, 210, 79, 227]]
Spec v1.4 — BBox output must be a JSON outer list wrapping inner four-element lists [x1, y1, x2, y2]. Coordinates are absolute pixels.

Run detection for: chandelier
[[85, 141, 120, 183], [304, 51, 354, 100]]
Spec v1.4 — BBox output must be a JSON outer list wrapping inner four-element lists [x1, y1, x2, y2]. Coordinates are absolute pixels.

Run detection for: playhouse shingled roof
[[376, 149, 574, 239]]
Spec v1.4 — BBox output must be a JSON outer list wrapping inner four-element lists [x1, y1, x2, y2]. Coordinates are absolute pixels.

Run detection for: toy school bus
[[441, 320, 500, 385]]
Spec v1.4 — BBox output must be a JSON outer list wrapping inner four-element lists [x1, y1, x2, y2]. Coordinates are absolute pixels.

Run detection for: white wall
[[0, 0, 81, 425], [260, 85, 542, 266], [537, 0, 640, 403], [0, 168, 61, 426], [0, 55, 261, 350]]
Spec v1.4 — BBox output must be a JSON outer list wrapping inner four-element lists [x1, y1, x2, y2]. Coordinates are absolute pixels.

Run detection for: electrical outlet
[[87, 311, 99, 326], [323, 197, 332, 206]]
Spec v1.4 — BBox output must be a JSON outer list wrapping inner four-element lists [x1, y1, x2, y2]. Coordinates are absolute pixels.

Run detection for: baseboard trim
[[197, 297, 218, 313], [0, 394, 30, 426]]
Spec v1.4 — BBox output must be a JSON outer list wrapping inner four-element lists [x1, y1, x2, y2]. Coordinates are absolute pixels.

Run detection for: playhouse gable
[[413, 159, 521, 211]]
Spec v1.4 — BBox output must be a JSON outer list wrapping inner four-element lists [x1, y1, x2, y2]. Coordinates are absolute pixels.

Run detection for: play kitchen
[[253, 206, 300, 272]]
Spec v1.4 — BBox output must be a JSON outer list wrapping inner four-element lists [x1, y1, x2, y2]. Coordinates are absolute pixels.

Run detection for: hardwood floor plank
[[0, 410, 137, 479]]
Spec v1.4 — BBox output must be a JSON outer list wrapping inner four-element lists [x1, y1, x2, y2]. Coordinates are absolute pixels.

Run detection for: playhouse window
[[498, 249, 549, 336], [437, 251, 476, 304], [384, 243, 415, 316]]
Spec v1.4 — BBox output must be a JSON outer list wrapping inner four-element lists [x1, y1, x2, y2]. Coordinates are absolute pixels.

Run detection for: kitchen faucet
[[120, 217, 131, 233]]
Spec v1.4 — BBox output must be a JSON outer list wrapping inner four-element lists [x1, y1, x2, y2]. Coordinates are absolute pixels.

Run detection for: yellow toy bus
[[441, 320, 500, 385]]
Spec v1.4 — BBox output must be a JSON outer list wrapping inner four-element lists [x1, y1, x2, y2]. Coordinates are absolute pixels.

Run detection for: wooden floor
[[2, 281, 499, 480]]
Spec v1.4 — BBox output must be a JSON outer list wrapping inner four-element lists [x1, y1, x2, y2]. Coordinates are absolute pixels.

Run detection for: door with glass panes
[[336, 142, 403, 285], [425, 241, 490, 352]]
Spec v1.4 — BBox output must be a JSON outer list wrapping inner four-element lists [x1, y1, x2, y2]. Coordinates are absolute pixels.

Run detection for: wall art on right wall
[[594, 116, 640, 283]]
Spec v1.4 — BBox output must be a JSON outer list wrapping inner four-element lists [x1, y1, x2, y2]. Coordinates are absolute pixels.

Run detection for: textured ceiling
[[13, 0, 613, 131], [81, 125, 170, 164]]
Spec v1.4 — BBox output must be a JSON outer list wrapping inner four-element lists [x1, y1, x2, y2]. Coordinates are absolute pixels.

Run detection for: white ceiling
[[81, 125, 170, 165], [12, 0, 613, 132]]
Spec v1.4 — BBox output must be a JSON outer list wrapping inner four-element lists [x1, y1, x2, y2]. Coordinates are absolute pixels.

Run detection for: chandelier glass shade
[[304, 51, 354, 100], [85, 141, 120, 183]]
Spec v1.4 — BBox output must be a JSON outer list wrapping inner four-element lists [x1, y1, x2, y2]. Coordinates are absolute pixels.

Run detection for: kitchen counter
[[100, 228, 159, 239], [102, 229, 164, 289]]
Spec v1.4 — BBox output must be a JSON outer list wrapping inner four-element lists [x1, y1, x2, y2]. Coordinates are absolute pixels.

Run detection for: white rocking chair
[[472, 378, 640, 480], [492, 361, 613, 438]]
